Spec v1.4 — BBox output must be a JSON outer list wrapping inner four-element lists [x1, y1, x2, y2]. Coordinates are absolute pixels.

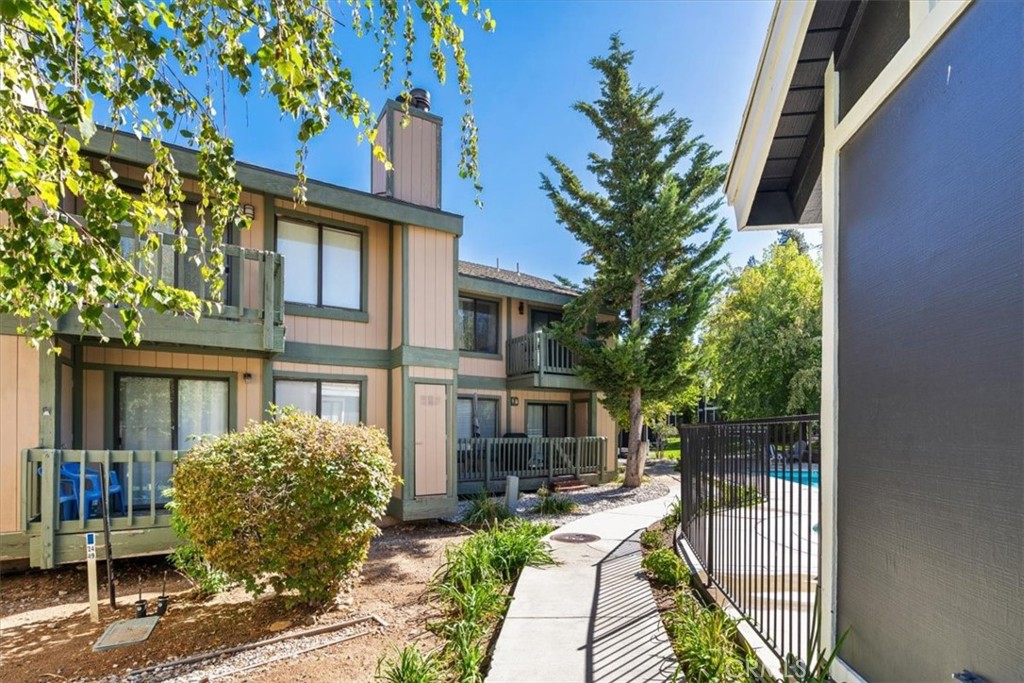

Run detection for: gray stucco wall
[[836, 3, 1023, 682]]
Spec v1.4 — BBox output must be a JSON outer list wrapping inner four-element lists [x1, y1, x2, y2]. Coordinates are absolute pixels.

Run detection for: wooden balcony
[[55, 223, 285, 353], [456, 436, 607, 495], [505, 330, 589, 390], [23, 449, 181, 568]]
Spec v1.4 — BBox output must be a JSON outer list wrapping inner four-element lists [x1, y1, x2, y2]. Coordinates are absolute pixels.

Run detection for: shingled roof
[[458, 261, 579, 298]]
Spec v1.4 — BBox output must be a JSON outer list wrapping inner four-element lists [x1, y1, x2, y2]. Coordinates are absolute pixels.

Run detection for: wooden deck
[[456, 436, 608, 495]]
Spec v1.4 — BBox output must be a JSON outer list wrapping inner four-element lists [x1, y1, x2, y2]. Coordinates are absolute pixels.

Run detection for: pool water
[[770, 469, 820, 487]]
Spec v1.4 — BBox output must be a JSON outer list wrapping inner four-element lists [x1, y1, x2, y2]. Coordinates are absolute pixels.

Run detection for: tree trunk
[[623, 278, 646, 488], [623, 386, 645, 488]]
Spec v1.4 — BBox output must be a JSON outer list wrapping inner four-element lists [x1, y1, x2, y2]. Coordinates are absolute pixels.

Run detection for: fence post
[[484, 440, 492, 493], [262, 256, 275, 350], [547, 439, 554, 483], [706, 428, 714, 581], [39, 449, 56, 569], [573, 439, 580, 478]]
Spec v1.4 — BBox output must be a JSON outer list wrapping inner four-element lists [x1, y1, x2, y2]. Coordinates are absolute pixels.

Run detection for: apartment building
[[0, 97, 618, 569]]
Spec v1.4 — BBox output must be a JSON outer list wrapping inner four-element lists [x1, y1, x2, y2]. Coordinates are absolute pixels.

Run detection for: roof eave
[[82, 127, 464, 236], [725, 0, 816, 232]]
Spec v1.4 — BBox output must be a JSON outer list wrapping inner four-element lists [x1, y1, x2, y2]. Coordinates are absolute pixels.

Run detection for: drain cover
[[93, 616, 160, 652], [550, 532, 600, 544]]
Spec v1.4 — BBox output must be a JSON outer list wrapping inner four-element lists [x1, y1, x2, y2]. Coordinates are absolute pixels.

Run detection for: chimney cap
[[398, 87, 431, 112]]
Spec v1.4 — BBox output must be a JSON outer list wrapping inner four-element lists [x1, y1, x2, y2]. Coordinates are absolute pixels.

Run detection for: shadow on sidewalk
[[584, 531, 677, 682]]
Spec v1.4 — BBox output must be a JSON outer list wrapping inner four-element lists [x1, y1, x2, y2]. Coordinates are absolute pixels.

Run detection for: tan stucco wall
[[0, 335, 40, 532], [407, 226, 455, 350]]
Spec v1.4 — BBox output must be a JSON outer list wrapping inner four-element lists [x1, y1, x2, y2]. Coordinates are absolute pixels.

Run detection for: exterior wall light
[[242, 203, 256, 219], [243, 372, 253, 384], [518, 301, 524, 314], [509, 397, 519, 407]]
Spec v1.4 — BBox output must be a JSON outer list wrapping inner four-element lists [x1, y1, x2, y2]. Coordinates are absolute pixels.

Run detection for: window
[[526, 403, 568, 438], [116, 375, 229, 450], [457, 396, 499, 439], [277, 218, 361, 309], [116, 374, 229, 510], [275, 379, 361, 425], [458, 296, 499, 354]]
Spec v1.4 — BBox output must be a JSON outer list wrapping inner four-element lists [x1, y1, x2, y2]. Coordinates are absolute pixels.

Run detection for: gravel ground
[[446, 458, 681, 528], [128, 619, 382, 682]]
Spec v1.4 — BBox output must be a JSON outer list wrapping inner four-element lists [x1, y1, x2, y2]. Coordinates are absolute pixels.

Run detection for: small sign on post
[[85, 532, 100, 624]]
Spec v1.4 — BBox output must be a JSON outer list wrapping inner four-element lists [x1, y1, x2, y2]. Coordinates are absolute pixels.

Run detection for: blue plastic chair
[[60, 464, 126, 517], [36, 468, 79, 521]]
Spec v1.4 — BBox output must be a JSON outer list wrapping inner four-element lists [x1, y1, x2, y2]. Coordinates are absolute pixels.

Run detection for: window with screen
[[277, 218, 361, 310], [456, 396, 499, 439], [458, 296, 499, 354], [275, 379, 361, 425]]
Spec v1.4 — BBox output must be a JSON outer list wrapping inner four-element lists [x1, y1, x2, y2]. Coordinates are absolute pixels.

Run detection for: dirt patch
[[0, 523, 468, 682]]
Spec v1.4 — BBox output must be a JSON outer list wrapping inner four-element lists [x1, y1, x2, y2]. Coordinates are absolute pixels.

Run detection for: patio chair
[[36, 468, 83, 521], [60, 463, 126, 517]]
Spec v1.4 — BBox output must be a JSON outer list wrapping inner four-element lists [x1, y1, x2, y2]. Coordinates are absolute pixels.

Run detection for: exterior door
[[414, 383, 448, 497], [526, 403, 568, 438]]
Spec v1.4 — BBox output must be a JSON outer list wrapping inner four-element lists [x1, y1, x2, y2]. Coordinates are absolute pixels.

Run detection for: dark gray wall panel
[[837, 3, 1024, 682], [838, 1, 909, 119]]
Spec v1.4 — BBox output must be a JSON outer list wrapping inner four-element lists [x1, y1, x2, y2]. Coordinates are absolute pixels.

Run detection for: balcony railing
[[677, 415, 821, 671], [56, 221, 285, 352], [23, 449, 181, 568], [506, 329, 577, 376], [456, 436, 606, 494]]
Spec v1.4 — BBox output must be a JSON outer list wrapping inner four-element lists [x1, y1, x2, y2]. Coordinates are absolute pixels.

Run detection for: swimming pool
[[770, 469, 819, 487]]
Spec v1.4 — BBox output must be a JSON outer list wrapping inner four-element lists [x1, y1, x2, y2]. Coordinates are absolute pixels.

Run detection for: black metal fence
[[677, 415, 821, 667]]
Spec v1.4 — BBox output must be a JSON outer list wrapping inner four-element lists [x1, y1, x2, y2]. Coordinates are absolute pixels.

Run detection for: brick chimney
[[371, 88, 442, 210]]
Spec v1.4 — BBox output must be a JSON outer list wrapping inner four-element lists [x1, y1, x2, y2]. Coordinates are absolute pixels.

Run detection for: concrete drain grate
[[550, 532, 600, 544]]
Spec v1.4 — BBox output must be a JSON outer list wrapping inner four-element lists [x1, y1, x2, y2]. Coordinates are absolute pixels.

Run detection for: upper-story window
[[277, 218, 361, 310], [458, 296, 499, 354]]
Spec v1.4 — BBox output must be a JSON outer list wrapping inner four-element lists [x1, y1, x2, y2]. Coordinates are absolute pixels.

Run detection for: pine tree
[[541, 35, 728, 488]]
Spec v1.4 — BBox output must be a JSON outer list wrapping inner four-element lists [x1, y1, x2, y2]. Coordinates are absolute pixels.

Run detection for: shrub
[[170, 409, 397, 606], [641, 548, 689, 587], [429, 520, 555, 681], [663, 499, 684, 527], [665, 594, 751, 683], [639, 528, 664, 550], [534, 489, 577, 515], [375, 645, 442, 683], [462, 491, 512, 526], [167, 515, 233, 596], [439, 519, 555, 589]]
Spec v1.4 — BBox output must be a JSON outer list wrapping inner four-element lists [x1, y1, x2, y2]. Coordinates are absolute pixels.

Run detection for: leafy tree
[[700, 240, 822, 419], [541, 36, 728, 488], [0, 0, 494, 347], [777, 228, 810, 254]]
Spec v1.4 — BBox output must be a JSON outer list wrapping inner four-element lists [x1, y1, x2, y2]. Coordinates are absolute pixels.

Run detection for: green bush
[[462, 491, 512, 526], [170, 409, 397, 606], [429, 520, 555, 681], [168, 515, 233, 596], [534, 489, 577, 515], [663, 499, 684, 527], [639, 528, 665, 550], [641, 548, 689, 587], [665, 593, 752, 683], [375, 644, 442, 683]]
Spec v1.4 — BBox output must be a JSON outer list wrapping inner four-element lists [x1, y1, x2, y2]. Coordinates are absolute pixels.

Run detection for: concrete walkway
[[487, 493, 680, 683]]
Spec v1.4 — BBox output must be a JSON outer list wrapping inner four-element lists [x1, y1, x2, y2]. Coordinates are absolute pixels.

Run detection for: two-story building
[[0, 96, 619, 569]]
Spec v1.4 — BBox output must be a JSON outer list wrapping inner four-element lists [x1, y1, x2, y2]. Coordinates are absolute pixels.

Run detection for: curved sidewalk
[[487, 493, 680, 683]]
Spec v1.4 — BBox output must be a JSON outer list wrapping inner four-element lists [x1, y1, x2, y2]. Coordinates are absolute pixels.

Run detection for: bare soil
[[0, 523, 468, 682]]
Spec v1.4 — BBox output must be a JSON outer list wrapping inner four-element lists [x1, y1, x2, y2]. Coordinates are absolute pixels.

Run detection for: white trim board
[[727, 0, 973, 234], [725, 0, 815, 232]]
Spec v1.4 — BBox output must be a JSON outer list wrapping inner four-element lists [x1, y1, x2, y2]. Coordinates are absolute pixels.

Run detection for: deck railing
[[55, 220, 285, 351], [456, 436, 606, 494], [677, 415, 821, 670], [506, 329, 577, 376], [116, 223, 284, 323], [23, 449, 181, 568]]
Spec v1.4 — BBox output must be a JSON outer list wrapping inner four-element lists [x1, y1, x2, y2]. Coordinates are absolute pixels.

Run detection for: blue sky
[[217, 0, 818, 282]]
